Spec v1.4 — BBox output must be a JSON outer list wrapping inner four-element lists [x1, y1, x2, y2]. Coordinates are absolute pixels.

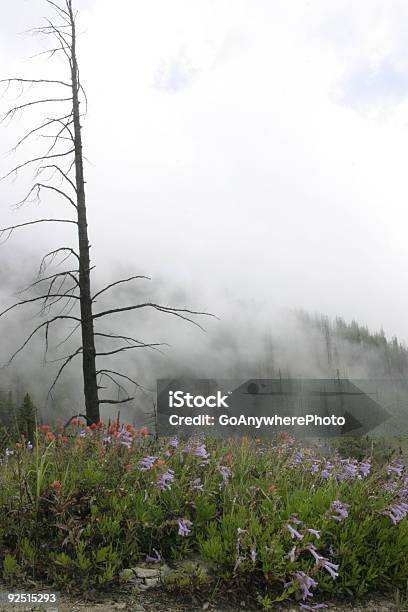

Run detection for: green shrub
[[0, 424, 407, 607]]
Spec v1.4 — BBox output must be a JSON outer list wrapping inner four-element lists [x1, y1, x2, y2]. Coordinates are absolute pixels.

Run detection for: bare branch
[[0, 292, 80, 319], [37, 164, 77, 193], [92, 275, 150, 301], [99, 397, 135, 405], [46, 0, 71, 19], [97, 372, 129, 397], [41, 117, 75, 156], [7, 114, 72, 153], [2, 97, 72, 123], [0, 78, 70, 88], [2, 315, 81, 366], [94, 332, 167, 347], [56, 321, 81, 348], [41, 285, 78, 315], [96, 369, 142, 389], [0, 218, 77, 244], [96, 342, 166, 357], [48, 346, 82, 397], [1, 148, 75, 181], [20, 270, 79, 294], [27, 46, 70, 60], [23, 24, 72, 35], [93, 303, 215, 331], [39, 247, 80, 276], [13, 183, 76, 210]]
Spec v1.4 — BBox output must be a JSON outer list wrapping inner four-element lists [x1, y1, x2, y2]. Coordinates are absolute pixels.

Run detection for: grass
[[0, 422, 407, 609]]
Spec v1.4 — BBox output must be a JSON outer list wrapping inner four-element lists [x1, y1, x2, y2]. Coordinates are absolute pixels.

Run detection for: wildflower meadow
[[0, 422, 408, 609]]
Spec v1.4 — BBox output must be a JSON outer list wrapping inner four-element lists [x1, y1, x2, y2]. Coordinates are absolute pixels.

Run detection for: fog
[[1, 1, 408, 421]]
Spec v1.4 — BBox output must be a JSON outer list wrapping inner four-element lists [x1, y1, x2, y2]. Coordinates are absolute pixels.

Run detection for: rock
[[135, 583, 150, 591], [144, 577, 159, 588], [132, 566, 160, 579], [158, 563, 172, 577]]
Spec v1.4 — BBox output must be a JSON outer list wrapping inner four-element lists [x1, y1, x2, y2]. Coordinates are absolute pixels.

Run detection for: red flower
[[46, 431, 55, 442], [38, 424, 50, 433], [51, 480, 61, 492], [137, 427, 149, 436], [89, 423, 97, 431]]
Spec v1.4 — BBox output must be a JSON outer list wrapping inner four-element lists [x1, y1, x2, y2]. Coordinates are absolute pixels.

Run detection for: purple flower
[[339, 461, 358, 480], [195, 444, 209, 459], [178, 519, 193, 536], [157, 469, 175, 491], [219, 465, 231, 484], [383, 502, 408, 525], [140, 456, 157, 471], [307, 529, 321, 539], [359, 461, 371, 477], [234, 555, 245, 571], [250, 548, 257, 563], [118, 429, 133, 449], [145, 549, 162, 563], [288, 546, 296, 562], [290, 451, 304, 468], [287, 524, 304, 541], [169, 436, 179, 448], [190, 477, 204, 492], [27, 442, 33, 450], [289, 514, 302, 525], [321, 559, 339, 580], [311, 463, 319, 474], [307, 544, 323, 564], [321, 462, 333, 480], [299, 604, 328, 610], [387, 460, 405, 478], [330, 500, 350, 522], [237, 527, 247, 535], [291, 571, 318, 600]]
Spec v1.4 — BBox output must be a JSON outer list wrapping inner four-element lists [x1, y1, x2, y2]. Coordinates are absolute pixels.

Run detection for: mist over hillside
[[1, 272, 407, 426]]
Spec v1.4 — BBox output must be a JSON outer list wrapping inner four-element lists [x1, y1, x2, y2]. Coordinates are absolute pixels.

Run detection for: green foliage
[[0, 426, 407, 606], [17, 394, 37, 442], [335, 435, 397, 466]]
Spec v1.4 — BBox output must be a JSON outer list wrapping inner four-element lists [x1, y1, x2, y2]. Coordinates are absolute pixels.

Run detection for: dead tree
[[0, 0, 213, 423]]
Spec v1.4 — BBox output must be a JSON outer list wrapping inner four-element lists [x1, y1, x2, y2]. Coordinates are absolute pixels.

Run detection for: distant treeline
[[1, 312, 408, 432], [0, 391, 38, 441], [297, 310, 408, 377]]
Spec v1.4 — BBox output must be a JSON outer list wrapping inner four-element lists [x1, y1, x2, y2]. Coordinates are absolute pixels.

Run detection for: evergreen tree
[[17, 394, 37, 442]]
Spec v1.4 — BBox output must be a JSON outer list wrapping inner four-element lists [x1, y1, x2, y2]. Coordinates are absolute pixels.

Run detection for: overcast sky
[[2, 0, 408, 343]]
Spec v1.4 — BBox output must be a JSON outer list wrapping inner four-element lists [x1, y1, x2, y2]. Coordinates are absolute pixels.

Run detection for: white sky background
[[2, 0, 408, 344]]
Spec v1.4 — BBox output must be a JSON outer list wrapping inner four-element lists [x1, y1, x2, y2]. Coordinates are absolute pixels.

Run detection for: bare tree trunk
[[68, 1, 99, 423], [0, 0, 213, 427]]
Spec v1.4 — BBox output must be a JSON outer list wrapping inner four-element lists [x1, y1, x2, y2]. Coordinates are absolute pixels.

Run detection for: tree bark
[[68, 1, 100, 423]]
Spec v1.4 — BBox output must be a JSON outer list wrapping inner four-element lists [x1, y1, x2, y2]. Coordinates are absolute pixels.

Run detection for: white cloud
[[2, 0, 408, 342]]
